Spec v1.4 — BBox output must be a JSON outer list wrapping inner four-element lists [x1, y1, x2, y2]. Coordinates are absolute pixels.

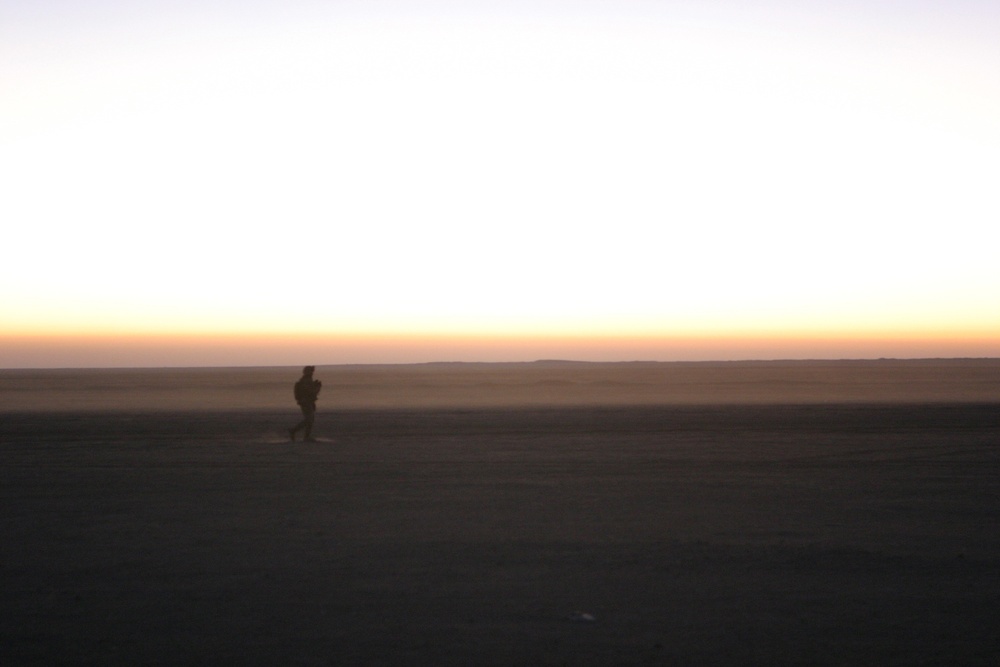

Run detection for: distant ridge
[[400, 358, 1000, 369]]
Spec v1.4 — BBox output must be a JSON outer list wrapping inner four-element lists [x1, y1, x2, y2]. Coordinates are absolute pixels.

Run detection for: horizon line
[[4, 357, 1000, 372]]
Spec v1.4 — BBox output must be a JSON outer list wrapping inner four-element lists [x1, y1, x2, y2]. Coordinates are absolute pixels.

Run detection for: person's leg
[[290, 404, 312, 440], [303, 405, 316, 440]]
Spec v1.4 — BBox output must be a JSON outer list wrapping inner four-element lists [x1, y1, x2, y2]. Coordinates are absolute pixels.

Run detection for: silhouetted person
[[289, 365, 321, 441]]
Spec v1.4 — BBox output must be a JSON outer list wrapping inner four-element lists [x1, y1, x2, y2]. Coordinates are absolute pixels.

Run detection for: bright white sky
[[2, 1, 999, 365]]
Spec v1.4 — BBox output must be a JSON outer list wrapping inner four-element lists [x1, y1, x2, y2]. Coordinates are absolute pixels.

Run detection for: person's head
[[303, 365, 315, 376]]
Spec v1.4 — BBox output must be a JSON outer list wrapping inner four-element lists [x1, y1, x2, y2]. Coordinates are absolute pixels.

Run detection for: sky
[[2, 0, 999, 367]]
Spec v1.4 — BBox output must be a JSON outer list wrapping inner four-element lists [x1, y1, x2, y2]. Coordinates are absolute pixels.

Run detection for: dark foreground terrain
[[3, 404, 999, 665]]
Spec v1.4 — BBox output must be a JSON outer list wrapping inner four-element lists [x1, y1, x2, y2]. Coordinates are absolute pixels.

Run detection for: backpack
[[293, 379, 308, 403]]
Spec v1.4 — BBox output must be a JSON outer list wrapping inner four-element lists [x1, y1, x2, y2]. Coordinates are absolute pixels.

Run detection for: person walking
[[289, 365, 321, 441]]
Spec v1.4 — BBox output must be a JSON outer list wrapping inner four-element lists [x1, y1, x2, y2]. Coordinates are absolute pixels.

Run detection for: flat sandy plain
[[2, 360, 999, 665]]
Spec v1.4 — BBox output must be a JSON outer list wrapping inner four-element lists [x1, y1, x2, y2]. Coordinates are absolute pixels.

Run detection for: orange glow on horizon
[[4, 300, 999, 343], [2, 330, 998, 368]]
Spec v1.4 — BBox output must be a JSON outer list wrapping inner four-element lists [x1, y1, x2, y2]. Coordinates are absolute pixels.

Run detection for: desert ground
[[2, 361, 999, 665]]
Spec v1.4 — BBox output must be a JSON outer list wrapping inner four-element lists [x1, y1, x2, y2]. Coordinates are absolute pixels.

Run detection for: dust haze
[[3, 359, 999, 412]]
